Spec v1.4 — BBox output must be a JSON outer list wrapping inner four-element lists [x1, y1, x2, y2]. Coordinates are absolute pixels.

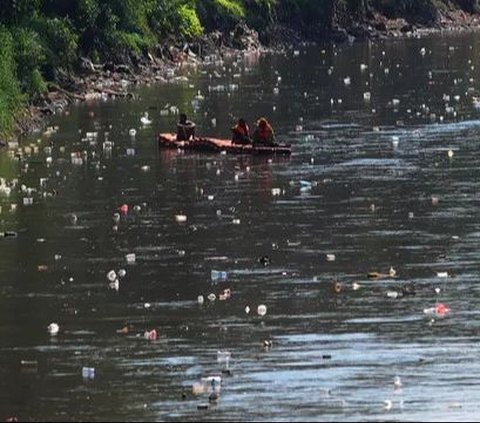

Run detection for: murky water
[[2, 32, 480, 421]]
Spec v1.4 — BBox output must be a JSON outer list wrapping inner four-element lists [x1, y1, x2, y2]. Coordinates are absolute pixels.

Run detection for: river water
[[2, 32, 480, 422]]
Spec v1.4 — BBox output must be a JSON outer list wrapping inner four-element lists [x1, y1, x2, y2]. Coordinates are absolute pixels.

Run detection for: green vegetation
[[0, 28, 24, 138], [0, 0, 479, 138]]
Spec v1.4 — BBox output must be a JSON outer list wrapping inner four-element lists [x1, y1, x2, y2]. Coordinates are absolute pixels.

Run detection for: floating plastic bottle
[[211, 270, 228, 281], [82, 367, 95, 379]]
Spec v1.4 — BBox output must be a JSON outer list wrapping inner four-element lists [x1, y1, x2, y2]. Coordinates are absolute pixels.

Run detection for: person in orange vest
[[176, 113, 196, 141], [252, 117, 276, 147], [231, 118, 251, 145]]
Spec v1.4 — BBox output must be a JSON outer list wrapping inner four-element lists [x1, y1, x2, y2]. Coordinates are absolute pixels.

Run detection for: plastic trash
[[118, 269, 127, 278], [383, 400, 393, 411], [140, 112, 152, 125], [271, 188, 281, 196], [448, 150, 454, 158], [387, 291, 400, 299], [175, 214, 187, 223], [129, 128, 137, 137], [109, 280, 119, 291], [48, 323, 59, 336], [257, 304, 267, 317], [394, 376, 402, 389], [232, 219, 240, 225], [125, 253, 136, 264], [423, 303, 451, 316], [82, 367, 95, 379], [326, 254, 335, 262], [219, 288, 231, 301], [119, 204, 129, 215], [107, 270, 117, 282], [0, 231, 18, 238], [197, 295, 204, 305], [126, 148, 135, 156], [207, 293, 216, 302], [245, 305, 250, 314], [144, 329, 158, 340], [211, 270, 228, 281], [436, 272, 448, 278]]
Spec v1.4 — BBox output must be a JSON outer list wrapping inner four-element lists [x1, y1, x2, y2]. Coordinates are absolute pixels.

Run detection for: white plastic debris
[[109, 280, 119, 291], [141, 112, 152, 125], [326, 254, 336, 262], [82, 367, 95, 379], [245, 305, 250, 314], [175, 214, 187, 223], [48, 323, 60, 336], [207, 293, 216, 302], [125, 253, 136, 264], [107, 270, 117, 282], [257, 304, 267, 317], [197, 295, 204, 305]]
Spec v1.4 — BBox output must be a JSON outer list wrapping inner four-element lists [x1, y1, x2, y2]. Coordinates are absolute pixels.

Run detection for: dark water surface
[[2, 32, 480, 421]]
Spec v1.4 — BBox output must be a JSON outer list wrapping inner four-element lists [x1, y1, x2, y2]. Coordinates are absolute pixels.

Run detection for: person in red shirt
[[252, 117, 276, 147], [231, 118, 251, 145]]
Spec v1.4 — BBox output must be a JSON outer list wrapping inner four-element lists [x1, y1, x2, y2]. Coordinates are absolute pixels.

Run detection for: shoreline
[[11, 15, 480, 143]]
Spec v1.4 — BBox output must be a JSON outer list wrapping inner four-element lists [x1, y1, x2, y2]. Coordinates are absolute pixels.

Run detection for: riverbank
[[8, 6, 480, 143]]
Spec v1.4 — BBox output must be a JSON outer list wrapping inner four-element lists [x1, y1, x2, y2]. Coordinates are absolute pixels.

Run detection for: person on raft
[[252, 117, 277, 147], [231, 118, 252, 145], [176, 113, 196, 141]]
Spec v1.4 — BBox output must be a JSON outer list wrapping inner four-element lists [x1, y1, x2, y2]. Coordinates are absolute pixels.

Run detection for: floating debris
[[175, 214, 187, 223], [82, 367, 95, 379], [144, 329, 158, 340], [257, 304, 267, 317], [48, 323, 60, 336]]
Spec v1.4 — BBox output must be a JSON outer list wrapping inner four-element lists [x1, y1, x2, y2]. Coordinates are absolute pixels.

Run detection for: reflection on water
[[2, 32, 480, 421]]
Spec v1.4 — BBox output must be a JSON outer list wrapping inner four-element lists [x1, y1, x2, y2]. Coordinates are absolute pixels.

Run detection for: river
[[1, 32, 480, 422]]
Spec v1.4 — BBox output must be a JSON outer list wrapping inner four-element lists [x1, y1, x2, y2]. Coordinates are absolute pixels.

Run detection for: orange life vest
[[233, 124, 250, 137], [258, 123, 273, 140]]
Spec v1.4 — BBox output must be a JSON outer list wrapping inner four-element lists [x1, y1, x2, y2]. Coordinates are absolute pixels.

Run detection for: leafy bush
[[178, 3, 204, 38], [0, 28, 24, 137]]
